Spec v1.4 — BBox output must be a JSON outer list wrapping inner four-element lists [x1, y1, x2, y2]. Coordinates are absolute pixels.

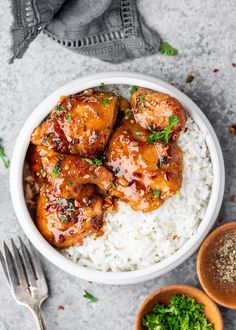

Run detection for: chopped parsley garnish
[[65, 115, 72, 121], [68, 199, 75, 209], [135, 131, 142, 136], [100, 98, 111, 105], [124, 108, 131, 119], [147, 115, 180, 144], [82, 158, 102, 166], [100, 82, 105, 88], [159, 42, 178, 56], [129, 85, 138, 94], [0, 140, 9, 168], [54, 104, 68, 113], [138, 96, 146, 102], [52, 158, 62, 179], [142, 295, 213, 330], [83, 290, 97, 302], [152, 189, 160, 198], [60, 215, 68, 223], [67, 180, 73, 187]]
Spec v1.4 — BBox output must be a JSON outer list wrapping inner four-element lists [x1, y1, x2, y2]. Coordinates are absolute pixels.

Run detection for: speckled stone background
[[0, 0, 236, 329]]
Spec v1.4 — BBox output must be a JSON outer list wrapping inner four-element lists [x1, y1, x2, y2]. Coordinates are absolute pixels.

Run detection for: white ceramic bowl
[[10, 72, 225, 285]]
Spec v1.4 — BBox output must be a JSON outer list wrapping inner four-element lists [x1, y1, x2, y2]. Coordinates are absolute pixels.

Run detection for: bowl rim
[[134, 284, 224, 330], [197, 221, 236, 309], [10, 71, 225, 285]]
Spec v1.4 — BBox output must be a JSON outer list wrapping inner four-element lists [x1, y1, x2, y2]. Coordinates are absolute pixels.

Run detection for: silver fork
[[0, 238, 48, 330]]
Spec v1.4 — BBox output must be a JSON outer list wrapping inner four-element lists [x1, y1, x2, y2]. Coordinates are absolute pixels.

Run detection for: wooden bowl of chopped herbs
[[197, 221, 236, 309], [135, 285, 223, 330]]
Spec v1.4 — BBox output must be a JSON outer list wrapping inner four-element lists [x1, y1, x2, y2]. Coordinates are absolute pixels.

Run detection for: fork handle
[[30, 305, 46, 330]]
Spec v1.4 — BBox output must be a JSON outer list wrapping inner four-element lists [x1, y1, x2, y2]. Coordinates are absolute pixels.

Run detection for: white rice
[[64, 116, 213, 272]]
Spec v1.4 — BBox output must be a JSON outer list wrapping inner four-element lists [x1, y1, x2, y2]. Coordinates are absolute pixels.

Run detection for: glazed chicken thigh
[[31, 89, 119, 158], [36, 184, 104, 248], [106, 119, 183, 212], [130, 87, 186, 135]]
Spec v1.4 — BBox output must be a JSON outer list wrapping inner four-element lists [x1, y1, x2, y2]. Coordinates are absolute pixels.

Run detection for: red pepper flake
[[185, 75, 194, 83], [213, 68, 219, 73], [172, 234, 178, 240], [229, 124, 236, 135], [58, 305, 65, 310], [232, 63, 236, 68], [218, 216, 224, 223], [230, 195, 236, 203], [58, 234, 65, 243], [184, 127, 188, 133]]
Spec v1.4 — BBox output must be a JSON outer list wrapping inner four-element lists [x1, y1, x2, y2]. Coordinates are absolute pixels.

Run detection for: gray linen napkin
[[10, 0, 160, 63]]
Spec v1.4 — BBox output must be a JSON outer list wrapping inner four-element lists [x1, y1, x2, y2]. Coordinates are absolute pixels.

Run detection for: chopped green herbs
[[68, 199, 75, 209], [52, 158, 62, 179], [135, 131, 142, 136], [124, 109, 131, 119], [60, 215, 68, 223], [100, 98, 111, 105], [67, 180, 73, 187], [138, 96, 146, 102], [0, 140, 9, 168], [147, 115, 180, 144], [82, 158, 102, 166], [152, 189, 160, 198], [83, 290, 97, 302], [100, 82, 105, 88], [65, 115, 72, 121], [129, 85, 138, 94], [159, 42, 178, 56], [54, 104, 68, 113], [142, 295, 213, 330]]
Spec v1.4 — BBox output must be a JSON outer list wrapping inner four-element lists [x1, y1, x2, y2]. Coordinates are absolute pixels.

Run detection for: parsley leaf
[[151, 189, 160, 198], [0, 140, 9, 168], [52, 158, 62, 179], [100, 82, 106, 88], [54, 104, 68, 113], [142, 295, 213, 330], [147, 115, 180, 144], [82, 158, 102, 166], [129, 86, 138, 94], [67, 180, 73, 187], [124, 108, 132, 119], [138, 96, 146, 102], [135, 131, 142, 136], [100, 98, 111, 105], [159, 42, 178, 56], [83, 290, 97, 302], [65, 115, 72, 121]]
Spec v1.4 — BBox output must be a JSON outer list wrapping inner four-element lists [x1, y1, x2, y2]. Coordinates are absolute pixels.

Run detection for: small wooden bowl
[[135, 285, 223, 330], [197, 221, 236, 309]]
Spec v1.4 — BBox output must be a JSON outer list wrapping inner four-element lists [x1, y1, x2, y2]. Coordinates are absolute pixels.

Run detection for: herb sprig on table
[[159, 42, 178, 56], [142, 295, 213, 330], [0, 139, 10, 168]]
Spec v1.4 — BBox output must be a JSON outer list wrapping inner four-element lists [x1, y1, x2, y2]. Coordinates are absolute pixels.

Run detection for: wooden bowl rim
[[135, 284, 223, 330], [197, 221, 236, 309]]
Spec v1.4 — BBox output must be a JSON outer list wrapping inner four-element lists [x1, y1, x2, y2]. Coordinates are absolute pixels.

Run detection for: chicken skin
[[36, 184, 104, 248], [31, 89, 119, 158], [106, 119, 183, 212], [130, 87, 186, 136]]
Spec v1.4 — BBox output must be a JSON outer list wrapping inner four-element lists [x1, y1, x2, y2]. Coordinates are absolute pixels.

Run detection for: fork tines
[[0, 238, 48, 299]]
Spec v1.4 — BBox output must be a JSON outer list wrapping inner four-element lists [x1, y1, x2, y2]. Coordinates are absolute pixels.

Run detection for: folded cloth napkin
[[10, 0, 160, 63]]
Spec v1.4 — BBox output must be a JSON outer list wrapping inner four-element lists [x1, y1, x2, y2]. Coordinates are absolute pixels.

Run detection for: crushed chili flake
[[185, 75, 194, 83], [218, 216, 224, 223], [229, 124, 236, 135], [213, 68, 219, 73], [232, 63, 236, 68], [58, 305, 65, 310], [172, 234, 178, 240], [230, 195, 236, 203], [184, 127, 188, 133]]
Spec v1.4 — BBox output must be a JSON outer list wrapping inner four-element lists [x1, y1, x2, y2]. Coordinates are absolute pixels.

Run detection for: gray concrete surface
[[0, 0, 236, 329]]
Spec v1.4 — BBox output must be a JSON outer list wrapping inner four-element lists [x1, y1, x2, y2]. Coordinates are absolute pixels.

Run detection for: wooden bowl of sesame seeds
[[197, 221, 236, 309]]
